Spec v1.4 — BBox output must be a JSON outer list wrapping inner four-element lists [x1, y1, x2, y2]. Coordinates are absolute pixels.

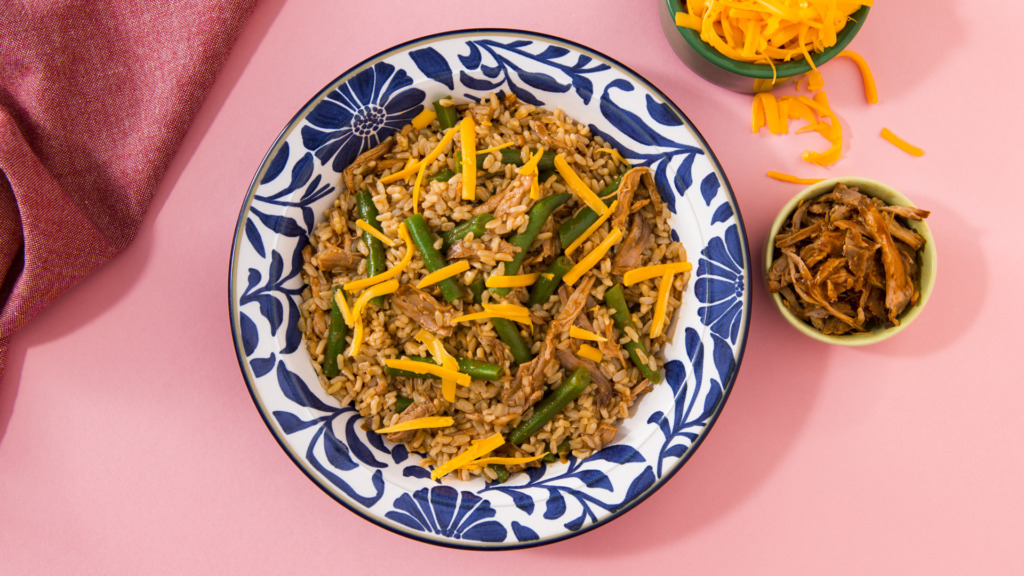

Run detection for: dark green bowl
[[659, 0, 870, 93]]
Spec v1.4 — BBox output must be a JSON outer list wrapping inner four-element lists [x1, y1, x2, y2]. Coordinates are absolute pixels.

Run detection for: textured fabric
[[0, 0, 257, 383]]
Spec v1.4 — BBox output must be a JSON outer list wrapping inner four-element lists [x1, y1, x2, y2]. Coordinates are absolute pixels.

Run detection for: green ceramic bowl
[[764, 177, 937, 346], [659, 0, 870, 93]]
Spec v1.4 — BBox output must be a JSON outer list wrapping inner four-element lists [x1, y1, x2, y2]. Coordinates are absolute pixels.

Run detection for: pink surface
[[2, 0, 1023, 573]]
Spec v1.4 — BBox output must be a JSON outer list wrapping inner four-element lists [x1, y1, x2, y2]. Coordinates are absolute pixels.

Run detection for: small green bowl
[[659, 0, 870, 93], [764, 177, 937, 346]]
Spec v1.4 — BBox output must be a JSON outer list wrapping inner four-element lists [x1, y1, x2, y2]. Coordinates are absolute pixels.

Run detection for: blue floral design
[[386, 486, 507, 542], [301, 61, 424, 172], [695, 224, 747, 344]]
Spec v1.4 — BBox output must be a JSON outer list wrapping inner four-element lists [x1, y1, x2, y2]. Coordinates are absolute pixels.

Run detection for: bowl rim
[[764, 176, 937, 346], [663, 0, 871, 80], [228, 27, 752, 549]]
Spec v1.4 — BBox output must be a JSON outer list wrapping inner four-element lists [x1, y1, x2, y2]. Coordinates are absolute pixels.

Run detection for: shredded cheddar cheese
[[838, 50, 878, 104], [650, 273, 674, 339], [410, 108, 437, 130], [564, 200, 619, 256], [880, 127, 924, 157], [554, 154, 607, 216], [460, 453, 548, 469], [477, 141, 515, 155], [416, 259, 469, 289], [375, 416, 453, 435], [385, 358, 471, 387], [334, 290, 354, 328], [518, 147, 545, 201], [411, 162, 426, 214], [485, 273, 541, 289], [380, 127, 458, 184], [355, 219, 396, 247], [577, 344, 604, 363], [766, 171, 824, 184], [622, 262, 693, 286], [431, 433, 505, 480], [563, 227, 623, 286], [348, 279, 399, 356], [460, 116, 477, 201], [451, 303, 533, 326], [595, 147, 628, 166], [414, 330, 461, 402], [344, 222, 413, 293], [569, 326, 607, 342]]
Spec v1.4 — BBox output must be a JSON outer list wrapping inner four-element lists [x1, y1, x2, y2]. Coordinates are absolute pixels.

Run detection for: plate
[[229, 29, 751, 549]]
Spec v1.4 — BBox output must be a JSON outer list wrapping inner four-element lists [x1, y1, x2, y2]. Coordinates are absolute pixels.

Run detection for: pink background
[[3, 0, 1023, 573]]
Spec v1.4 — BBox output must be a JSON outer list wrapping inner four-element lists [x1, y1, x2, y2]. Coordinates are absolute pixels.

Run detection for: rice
[[299, 92, 690, 480]]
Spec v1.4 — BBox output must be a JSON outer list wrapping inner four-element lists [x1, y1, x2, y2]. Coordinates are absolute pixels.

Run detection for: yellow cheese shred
[[431, 433, 505, 480], [343, 222, 414, 293], [838, 50, 878, 104], [410, 108, 437, 130], [334, 290, 354, 328], [415, 330, 461, 402], [518, 147, 545, 201], [569, 325, 607, 342], [766, 171, 824, 185], [564, 200, 619, 256], [650, 272, 674, 339], [485, 273, 541, 289], [451, 303, 533, 326], [577, 344, 604, 363], [416, 259, 470, 289], [355, 219, 396, 247], [563, 227, 623, 286], [411, 162, 426, 214], [477, 141, 515, 155], [460, 115, 477, 201], [622, 261, 693, 286], [595, 147, 629, 166], [348, 279, 400, 357], [385, 358, 471, 387], [380, 127, 458, 184], [554, 154, 607, 216], [375, 416, 454, 435], [880, 127, 924, 157], [460, 452, 548, 470]]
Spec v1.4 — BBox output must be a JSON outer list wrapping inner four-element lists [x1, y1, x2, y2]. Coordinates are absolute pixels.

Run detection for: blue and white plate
[[229, 29, 750, 549]]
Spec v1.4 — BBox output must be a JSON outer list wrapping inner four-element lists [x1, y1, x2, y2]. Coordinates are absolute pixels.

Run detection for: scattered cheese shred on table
[[554, 153, 607, 216], [410, 108, 437, 130], [460, 115, 477, 201], [431, 433, 505, 480], [837, 50, 878, 104], [355, 219, 396, 247], [564, 200, 619, 255], [344, 222, 414, 293], [569, 325, 607, 342], [416, 259, 469, 289], [577, 344, 604, 363], [766, 171, 824, 184], [880, 127, 925, 157], [380, 127, 458, 184], [622, 262, 693, 286], [563, 227, 623, 286], [485, 273, 541, 289], [375, 416, 454, 435]]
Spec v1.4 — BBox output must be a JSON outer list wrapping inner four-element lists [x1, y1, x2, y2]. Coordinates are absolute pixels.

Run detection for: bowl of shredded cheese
[[659, 0, 872, 93]]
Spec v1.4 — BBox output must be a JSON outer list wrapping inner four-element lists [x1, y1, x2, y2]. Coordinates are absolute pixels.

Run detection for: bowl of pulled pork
[[765, 177, 936, 345], [230, 29, 751, 549]]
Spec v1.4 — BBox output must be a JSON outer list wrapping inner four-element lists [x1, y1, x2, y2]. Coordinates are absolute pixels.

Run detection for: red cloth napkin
[[0, 0, 257, 383]]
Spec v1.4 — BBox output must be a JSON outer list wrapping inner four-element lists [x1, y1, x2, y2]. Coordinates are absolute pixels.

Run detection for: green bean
[[356, 191, 387, 306], [384, 355, 504, 381], [527, 255, 573, 307], [604, 284, 662, 384], [491, 192, 572, 297], [404, 214, 464, 303], [322, 289, 348, 378], [499, 148, 556, 171], [433, 96, 458, 130], [557, 173, 625, 248], [468, 277, 533, 365], [468, 277, 486, 303], [442, 213, 495, 249], [427, 169, 456, 183], [394, 395, 414, 413], [509, 367, 590, 445], [488, 464, 510, 484]]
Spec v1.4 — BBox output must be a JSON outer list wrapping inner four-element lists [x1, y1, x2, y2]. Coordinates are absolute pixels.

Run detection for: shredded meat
[[472, 172, 535, 220], [315, 243, 360, 272], [385, 402, 435, 443], [447, 239, 519, 262], [610, 167, 648, 230], [611, 213, 652, 275], [342, 137, 394, 192], [766, 183, 929, 333], [555, 348, 613, 409], [390, 284, 454, 337]]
